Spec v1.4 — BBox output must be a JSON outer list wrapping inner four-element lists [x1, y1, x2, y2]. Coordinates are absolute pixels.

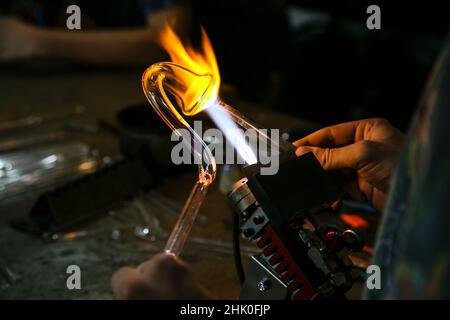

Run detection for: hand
[[294, 118, 405, 212], [0, 17, 42, 61], [112, 253, 210, 299]]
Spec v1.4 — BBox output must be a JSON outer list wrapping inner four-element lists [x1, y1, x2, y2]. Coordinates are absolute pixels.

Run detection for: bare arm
[[0, 4, 191, 66], [36, 28, 163, 66]]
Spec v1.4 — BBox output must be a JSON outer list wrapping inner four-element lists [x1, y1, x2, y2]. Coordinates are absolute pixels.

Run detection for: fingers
[[112, 254, 179, 300], [295, 146, 311, 157], [293, 118, 387, 148], [293, 120, 361, 148], [137, 253, 188, 287], [112, 267, 154, 299], [295, 145, 356, 171], [111, 253, 200, 300], [296, 140, 375, 172], [137, 253, 187, 275]]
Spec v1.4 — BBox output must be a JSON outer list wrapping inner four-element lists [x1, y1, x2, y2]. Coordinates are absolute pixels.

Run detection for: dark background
[[193, 0, 449, 130], [2, 0, 449, 130]]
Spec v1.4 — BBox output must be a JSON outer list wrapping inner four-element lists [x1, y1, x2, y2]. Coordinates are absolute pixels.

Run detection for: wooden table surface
[[0, 67, 319, 299]]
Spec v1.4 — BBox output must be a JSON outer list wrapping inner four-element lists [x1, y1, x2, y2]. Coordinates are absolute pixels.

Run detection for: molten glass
[[159, 26, 220, 116], [142, 62, 217, 183]]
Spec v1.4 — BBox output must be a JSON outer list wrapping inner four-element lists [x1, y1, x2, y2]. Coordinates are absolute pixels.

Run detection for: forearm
[[35, 28, 166, 66]]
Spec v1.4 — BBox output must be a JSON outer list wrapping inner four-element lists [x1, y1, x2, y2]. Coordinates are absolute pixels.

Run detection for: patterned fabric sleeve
[[366, 42, 450, 299]]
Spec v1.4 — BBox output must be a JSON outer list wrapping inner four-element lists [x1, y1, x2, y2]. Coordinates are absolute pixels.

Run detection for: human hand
[[0, 17, 42, 61], [294, 118, 405, 212], [112, 253, 210, 299]]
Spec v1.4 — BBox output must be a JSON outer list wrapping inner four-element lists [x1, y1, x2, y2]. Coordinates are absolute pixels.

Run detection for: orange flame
[[339, 213, 369, 229], [159, 25, 221, 116]]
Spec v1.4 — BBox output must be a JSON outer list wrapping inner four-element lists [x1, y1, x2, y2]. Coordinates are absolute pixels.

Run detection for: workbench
[[0, 67, 319, 299]]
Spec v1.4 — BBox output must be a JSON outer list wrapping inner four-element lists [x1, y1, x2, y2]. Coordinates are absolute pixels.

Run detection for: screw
[[253, 215, 265, 225], [257, 278, 271, 292]]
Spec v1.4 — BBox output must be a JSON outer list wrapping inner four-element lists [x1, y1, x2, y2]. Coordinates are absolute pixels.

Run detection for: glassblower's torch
[[228, 148, 364, 300]]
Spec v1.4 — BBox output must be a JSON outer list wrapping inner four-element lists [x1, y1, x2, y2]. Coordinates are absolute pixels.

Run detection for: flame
[[159, 24, 220, 116], [339, 213, 369, 229], [155, 24, 257, 166]]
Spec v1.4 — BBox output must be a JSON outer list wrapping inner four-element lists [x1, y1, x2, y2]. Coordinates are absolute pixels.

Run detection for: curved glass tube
[[215, 100, 295, 154], [142, 62, 217, 256], [142, 62, 217, 184]]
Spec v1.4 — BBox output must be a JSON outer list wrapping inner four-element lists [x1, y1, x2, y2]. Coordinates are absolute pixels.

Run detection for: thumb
[[296, 143, 364, 172]]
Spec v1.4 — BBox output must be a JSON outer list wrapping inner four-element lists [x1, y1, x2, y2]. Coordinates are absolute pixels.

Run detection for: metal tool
[[228, 151, 364, 300]]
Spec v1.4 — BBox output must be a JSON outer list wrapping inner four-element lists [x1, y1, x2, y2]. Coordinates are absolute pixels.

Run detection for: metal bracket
[[240, 255, 288, 300]]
